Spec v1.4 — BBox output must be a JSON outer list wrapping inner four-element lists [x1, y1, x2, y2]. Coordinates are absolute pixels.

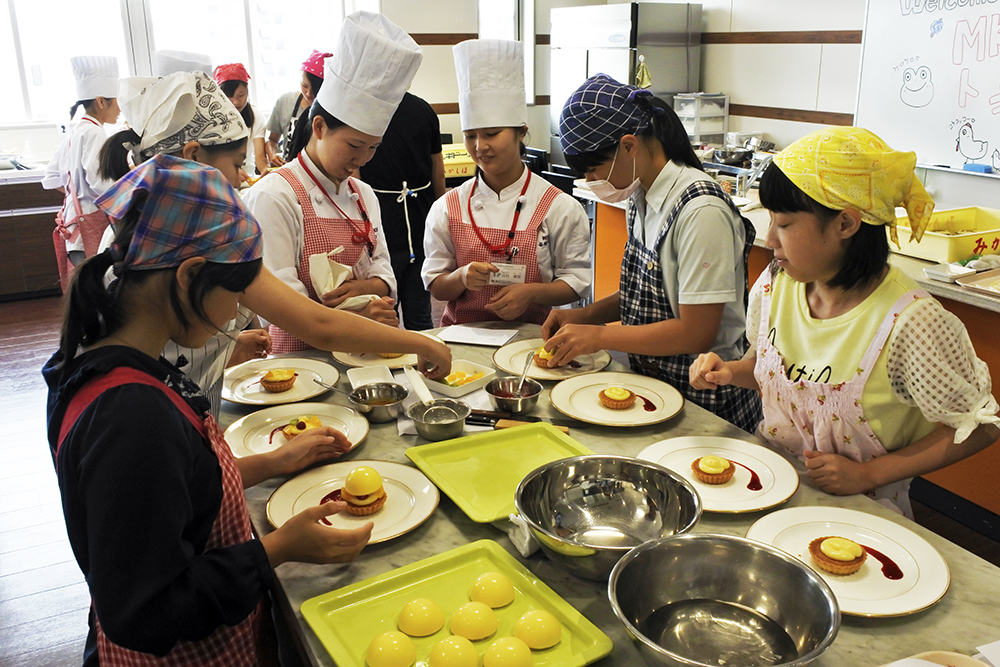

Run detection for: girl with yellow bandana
[[690, 126, 999, 517]]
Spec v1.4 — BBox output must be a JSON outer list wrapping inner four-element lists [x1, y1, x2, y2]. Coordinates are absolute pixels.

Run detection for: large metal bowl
[[515, 455, 702, 580], [714, 147, 753, 165], [406, 398, 471, 441], [348, 382, 408, 423], [485, 377, 542, 415], [609, 533, 840, 667]]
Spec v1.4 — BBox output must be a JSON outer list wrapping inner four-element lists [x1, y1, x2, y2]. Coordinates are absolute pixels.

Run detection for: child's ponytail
[[59, 198, 143, 365], [99, 128, 142, 182], [69, 99, 95, 119]]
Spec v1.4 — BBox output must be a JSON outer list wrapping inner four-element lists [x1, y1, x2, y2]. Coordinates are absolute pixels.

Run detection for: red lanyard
[[82, 117, 100, 127], [468, 169, 532, 257], [297, 154, 373, 251]]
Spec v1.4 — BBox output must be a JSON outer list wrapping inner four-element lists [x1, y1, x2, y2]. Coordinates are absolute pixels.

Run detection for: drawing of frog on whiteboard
[[900, 66, 934, 108]]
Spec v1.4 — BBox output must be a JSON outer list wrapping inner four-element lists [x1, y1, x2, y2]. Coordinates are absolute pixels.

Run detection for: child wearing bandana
[[690, 127, 1000, 517], [44, 156, 371, 666]]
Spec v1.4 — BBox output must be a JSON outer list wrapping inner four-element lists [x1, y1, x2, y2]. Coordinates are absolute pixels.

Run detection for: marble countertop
[[223, 324, 1000, 667]]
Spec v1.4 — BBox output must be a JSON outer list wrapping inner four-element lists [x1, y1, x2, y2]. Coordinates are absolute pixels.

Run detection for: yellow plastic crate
[[892, 207, 1000, 263]]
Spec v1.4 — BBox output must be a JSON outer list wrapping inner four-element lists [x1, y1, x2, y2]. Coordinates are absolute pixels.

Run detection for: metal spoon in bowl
[[403, 365, 457, 422], [515, 349, 535, 397], [312, 377, 353, 398]]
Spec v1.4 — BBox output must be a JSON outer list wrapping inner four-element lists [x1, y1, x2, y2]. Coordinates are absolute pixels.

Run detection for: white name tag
[[489, 263, 526, 286], [353, 246, 373, 279]]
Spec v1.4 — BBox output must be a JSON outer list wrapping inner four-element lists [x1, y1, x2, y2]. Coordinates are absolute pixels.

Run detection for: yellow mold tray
[[893, 207, 1000, 263]]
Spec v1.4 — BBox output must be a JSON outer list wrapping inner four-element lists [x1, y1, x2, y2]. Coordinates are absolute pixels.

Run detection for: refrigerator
[[549, 2, 702, 167]]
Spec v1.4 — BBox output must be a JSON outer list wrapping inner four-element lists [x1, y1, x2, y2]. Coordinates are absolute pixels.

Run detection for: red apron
[[440, 183, 562, 326], [57, 367, 262, 667], [53, 119, 112, 292], [269, 168, 377, 353]]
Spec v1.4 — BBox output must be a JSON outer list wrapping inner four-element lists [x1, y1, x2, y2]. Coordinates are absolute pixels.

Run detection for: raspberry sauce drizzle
[[861, 545, 904, 580], [319, 489, 343, 526], [635, 393, 656, 412], [732, 461, 763, 491]]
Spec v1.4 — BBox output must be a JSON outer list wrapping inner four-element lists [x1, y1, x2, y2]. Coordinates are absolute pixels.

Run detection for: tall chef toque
[[453, 39, 526, 132], [71, 56, 119, 100], [316, 11, 423, 137]]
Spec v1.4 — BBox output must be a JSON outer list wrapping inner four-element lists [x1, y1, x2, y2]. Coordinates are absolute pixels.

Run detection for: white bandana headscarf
[[119, 71, 248, 161]]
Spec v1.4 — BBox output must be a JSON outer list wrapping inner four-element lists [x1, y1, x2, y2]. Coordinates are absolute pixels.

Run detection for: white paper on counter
[[977, 639, 1000, 666], [392, 370, 493, 436], [501, 513, 540, 557], [437, 325, 518, 347]]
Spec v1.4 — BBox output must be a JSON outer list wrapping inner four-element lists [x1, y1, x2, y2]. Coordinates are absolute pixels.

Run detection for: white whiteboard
[[856, 0, 1000, 171]]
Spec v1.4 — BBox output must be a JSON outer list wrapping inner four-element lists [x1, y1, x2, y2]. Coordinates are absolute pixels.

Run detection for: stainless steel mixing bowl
[[348, 382, 409, 423], [406, 398, 471, 441], [609, 533, 840, 667], [514, 455, 702, 580], [485, 377, 542, 415]]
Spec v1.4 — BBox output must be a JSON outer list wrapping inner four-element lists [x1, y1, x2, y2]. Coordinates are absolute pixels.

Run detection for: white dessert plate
[[549, 371, 683, 426], [266, 460, 438, 543], [331, 333, 444, 369], [746, 506, 950, 617], [492, 338, 612, 380], [223, 402, 368, 458], [222, 358, 340, 405], [636, 436, 799, 513]]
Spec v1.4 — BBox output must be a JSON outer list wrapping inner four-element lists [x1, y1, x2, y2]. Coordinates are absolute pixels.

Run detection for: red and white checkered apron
[[53, 125, 111, 292], [269, 168, 377, 353], [440, 183, 561, 326], [57, 368, 262, 667]]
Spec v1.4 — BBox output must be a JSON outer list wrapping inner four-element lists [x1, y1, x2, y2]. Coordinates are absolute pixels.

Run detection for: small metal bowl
[[485, 377, 543, 415], [406, 398, 472, 441], [515, 455, 702, 581], [348, 382, 409, 423], [609, 533, 840, 667], [714, 147, 753, 165]]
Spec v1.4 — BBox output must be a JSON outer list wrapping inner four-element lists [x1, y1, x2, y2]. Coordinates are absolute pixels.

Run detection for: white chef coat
[[244, 106, 266, 175], [243, 150, 397, 308], [422, 167, 592, 298], [629, 159, 749, 361], [42, 116, 113, 252]]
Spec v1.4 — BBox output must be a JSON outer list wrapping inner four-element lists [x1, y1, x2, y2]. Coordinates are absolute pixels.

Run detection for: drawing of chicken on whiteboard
[[956, 123, 988, 164], [900, 66, 934, 108]]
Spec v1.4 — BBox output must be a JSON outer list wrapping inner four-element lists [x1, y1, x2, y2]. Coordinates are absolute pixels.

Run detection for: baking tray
[[405, 423, 594, 523], [956, 267, 1000, 296], [300, 539, 613, 667]]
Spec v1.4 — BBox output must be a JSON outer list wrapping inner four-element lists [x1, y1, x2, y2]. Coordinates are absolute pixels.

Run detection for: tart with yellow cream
[[260, 369, 297, 393], [533, 345, 555, 368], [599, 386, 636, 410], [808, 536, 867, 575], [691, 456, 735, 484], [341, 466, 386, 516], [270, 415, 323, 443]]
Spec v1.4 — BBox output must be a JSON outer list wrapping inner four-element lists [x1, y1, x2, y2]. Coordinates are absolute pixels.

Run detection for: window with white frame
[[1, 0, 380, 125]]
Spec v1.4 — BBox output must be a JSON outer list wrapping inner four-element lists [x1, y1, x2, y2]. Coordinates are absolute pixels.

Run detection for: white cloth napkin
[[967, 255, 1000, 271], [308, 246, 353, 294], [504, 513, 540, 557]]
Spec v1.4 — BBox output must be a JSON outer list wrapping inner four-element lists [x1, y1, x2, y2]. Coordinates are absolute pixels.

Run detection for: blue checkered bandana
[[559, 74, 658, 156], [96, 154, 262, 270]]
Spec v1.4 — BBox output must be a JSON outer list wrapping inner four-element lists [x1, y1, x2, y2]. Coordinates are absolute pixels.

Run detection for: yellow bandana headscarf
[[772, 127, 935, 246]]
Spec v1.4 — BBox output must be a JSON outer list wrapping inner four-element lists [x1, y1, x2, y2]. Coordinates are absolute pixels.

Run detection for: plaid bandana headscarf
[[773, 127, 936, 246], [96, 155, 262, 270], [559, 73, 660, 156]]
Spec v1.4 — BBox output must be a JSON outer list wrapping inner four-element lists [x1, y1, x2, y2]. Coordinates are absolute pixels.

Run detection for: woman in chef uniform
[[542, 74, 761, 433], [214, 63, 268, 178], [421, 40, 591, 326], [43, 56, 120, 291], [99, 70, 450, 414], [245, 11, 422, 352], [264, 49, 331, 167]]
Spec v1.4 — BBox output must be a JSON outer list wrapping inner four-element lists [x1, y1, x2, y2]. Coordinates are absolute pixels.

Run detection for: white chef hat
[[316, 11, 423, 137], [71, 56, 119, 100], [155, 50, 213, 77], [119, 72, 248, 160], [454, 39, 526, 131]]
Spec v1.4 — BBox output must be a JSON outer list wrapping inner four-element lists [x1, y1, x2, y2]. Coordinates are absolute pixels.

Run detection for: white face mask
[[587, 144, 641, 203]]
